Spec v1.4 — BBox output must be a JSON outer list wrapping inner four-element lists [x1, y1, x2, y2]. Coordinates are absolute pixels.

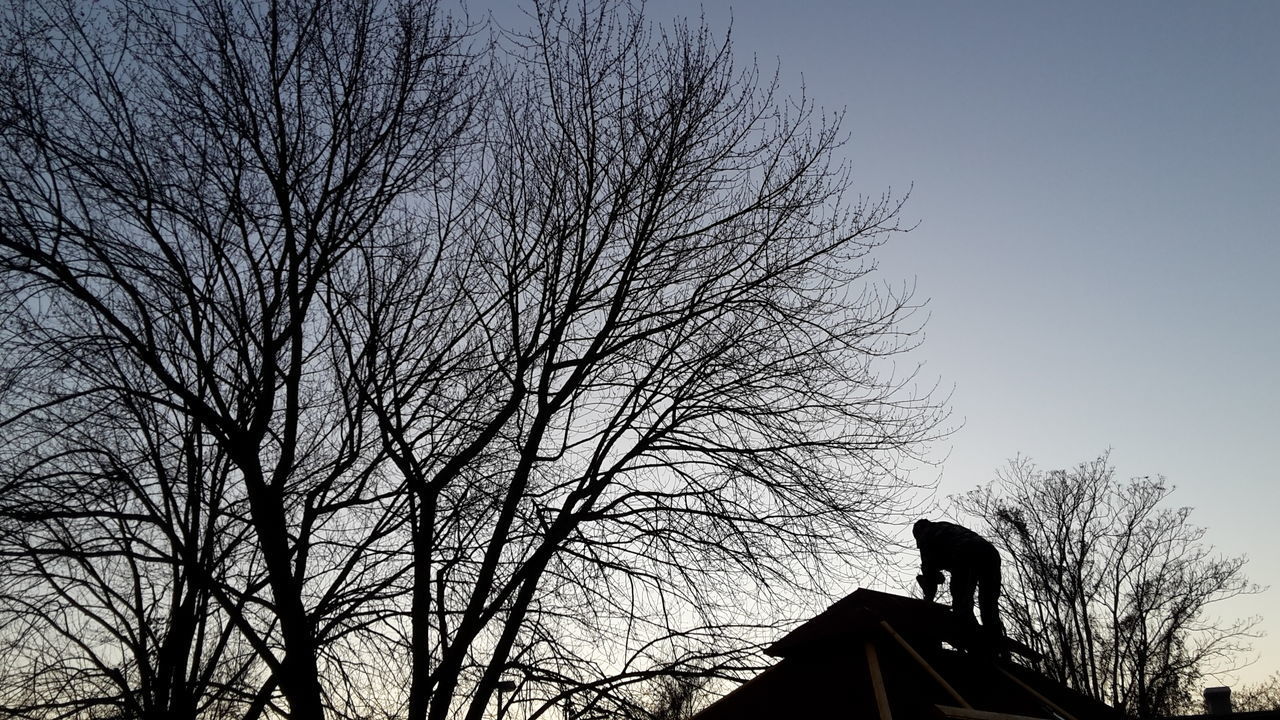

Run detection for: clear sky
[[491, 0, 1280, 688]]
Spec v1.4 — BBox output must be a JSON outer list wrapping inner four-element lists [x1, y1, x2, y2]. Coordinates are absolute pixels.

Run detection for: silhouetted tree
[[618, 673, 705, 720], [0, 0, 474, 716], [0, 0, 943, 717], [1234, 672, 1280, 712], [954, 452, 1258, 719], [360, 4, 944, 718]]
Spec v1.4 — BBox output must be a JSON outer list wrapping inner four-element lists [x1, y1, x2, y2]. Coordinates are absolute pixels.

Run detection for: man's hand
[[917, 571, 944, 602]]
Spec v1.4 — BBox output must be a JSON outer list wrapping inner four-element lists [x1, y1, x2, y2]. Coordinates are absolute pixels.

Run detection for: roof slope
[[693, 589, 1124, 720]]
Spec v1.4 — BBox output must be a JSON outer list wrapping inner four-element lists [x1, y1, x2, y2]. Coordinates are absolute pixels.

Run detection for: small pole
[[495, 679, 518, 720]]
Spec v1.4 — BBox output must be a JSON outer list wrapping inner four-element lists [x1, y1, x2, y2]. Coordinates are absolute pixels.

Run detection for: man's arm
[[917, 569, 944, 601], [917, 541, 945, 601]]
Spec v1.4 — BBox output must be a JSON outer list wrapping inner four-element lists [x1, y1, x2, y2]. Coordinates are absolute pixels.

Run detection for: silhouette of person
[[913, 518, 1005, 642]]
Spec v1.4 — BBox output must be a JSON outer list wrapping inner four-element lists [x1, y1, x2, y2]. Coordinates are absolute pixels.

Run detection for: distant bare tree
[[614, 673, 705, 720], [954, 453, 1259, 719], [1231, 672, 1280, 712], [0, 0, 943, 717]]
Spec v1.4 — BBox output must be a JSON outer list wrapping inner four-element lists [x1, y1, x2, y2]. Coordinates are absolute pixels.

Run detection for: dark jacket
[[913, 519, 999, 579]]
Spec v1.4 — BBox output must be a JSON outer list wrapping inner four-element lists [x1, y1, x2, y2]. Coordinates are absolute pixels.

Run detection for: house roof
[[692, 588, 1125, 720]]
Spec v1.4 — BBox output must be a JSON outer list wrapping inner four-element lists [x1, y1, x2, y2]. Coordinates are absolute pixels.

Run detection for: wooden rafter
[[996, 667, 1079, 720], [879, 621, 972, 710], [864, 640, 893, 720]]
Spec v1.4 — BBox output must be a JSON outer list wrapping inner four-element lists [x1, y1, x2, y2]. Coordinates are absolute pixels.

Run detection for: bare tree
[[1, 0, 943, 717], [614, 673, 705, 720], [0, 0, 474, 716], [1234, 672, 1280, 712], [954, 452, 1259, 719], [338, 3, 944, 718]]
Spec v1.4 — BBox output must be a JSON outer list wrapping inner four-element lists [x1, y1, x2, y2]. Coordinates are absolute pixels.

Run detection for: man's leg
[[950, 570, 978, 627], [978, 555, 1005, 640]]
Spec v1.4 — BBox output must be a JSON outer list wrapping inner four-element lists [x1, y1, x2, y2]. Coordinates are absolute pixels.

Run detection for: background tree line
[[954, 452, 1260, 719], [1234, 672, 1280, 712], [0, 0, 943, 718]]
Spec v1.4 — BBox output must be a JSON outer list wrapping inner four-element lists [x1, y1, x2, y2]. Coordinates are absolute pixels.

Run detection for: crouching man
[[913, 518, 1005, 643]]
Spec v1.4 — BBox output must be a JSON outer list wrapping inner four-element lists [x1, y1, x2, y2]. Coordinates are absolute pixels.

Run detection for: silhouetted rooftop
[[693, 588, 1124, 720]]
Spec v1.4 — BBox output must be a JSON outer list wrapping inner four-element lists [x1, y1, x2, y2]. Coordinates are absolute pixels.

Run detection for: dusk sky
[[618, 0, 1279, 686], [490, 0, 1279, 687]]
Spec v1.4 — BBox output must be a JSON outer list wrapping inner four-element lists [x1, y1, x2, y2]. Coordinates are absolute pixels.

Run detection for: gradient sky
[[490, 0, 1280, 687]]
